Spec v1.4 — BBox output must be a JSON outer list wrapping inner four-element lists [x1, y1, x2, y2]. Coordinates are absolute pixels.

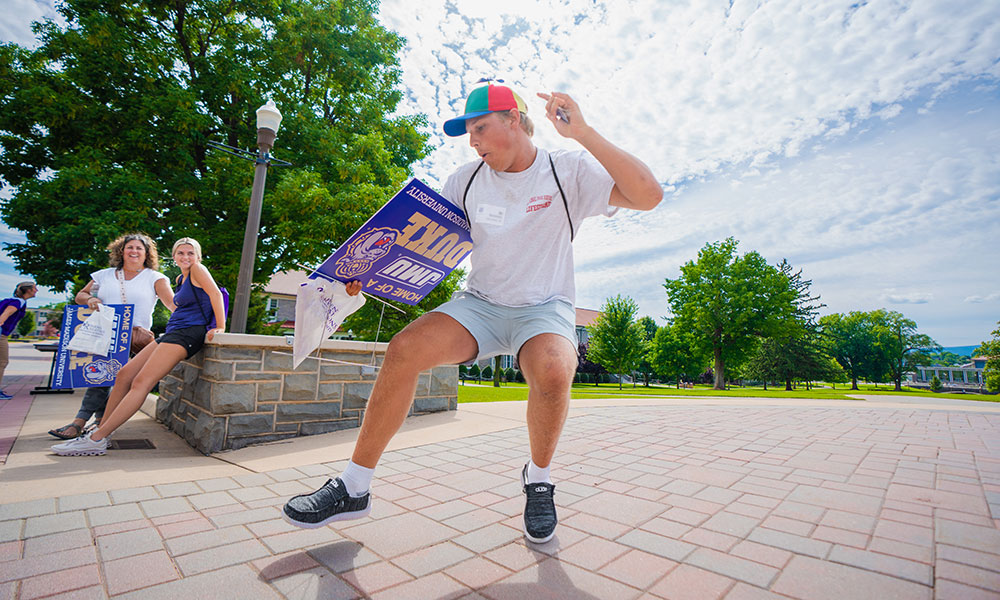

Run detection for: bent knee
[[524, 361, 576, 392], [384, 329, 429, 366], [131, 375, 161, 394]]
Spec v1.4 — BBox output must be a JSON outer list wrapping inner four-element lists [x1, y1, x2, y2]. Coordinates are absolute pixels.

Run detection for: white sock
[[526, 459, 552, 484], [340, 461, 374, 497]]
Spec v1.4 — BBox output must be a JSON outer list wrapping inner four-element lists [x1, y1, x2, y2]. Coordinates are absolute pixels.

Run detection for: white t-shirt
[[441, 148, 616, 307], [91, 267, 168, 329]]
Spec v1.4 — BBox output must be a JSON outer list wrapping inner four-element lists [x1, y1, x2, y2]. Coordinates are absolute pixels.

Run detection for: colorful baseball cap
[[443, 82, 528, 137]]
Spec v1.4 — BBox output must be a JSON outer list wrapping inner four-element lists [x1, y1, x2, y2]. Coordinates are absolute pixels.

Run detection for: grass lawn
[[457, 381, 998, 403]]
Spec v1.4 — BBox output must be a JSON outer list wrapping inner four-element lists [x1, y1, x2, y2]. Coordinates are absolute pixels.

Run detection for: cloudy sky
[[3, 0, 999, 346]]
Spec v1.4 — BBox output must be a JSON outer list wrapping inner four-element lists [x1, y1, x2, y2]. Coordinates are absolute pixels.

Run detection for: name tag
[[475, 204, 506, 226]]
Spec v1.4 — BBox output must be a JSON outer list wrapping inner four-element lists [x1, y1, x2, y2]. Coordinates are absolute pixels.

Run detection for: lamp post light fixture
[[207, 100, 291, 334]]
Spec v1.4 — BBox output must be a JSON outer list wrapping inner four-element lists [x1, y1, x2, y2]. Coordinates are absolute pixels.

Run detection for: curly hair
[[107, 233, 159, 271]]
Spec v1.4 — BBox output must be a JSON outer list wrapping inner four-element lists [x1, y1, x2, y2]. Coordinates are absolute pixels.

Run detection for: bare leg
[[350, 312, 477, 468], [518, 334, 578, 468], [98, 340, 158, 428], [92, 342, 187, 441]]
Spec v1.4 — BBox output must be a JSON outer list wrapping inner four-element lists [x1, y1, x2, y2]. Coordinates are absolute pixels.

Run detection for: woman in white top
[[48, 233, 175, 439]]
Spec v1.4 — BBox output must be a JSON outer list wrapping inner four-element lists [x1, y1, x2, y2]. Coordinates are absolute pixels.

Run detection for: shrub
[[482, 365, 493, 379], [929, 375, 943, 393]]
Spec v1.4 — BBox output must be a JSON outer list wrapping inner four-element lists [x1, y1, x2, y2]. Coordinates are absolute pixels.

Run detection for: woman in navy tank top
[[53, 238, 226, 456]]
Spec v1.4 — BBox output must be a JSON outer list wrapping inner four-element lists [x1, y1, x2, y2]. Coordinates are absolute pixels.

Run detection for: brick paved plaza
[[2, 377, 1000, 600]]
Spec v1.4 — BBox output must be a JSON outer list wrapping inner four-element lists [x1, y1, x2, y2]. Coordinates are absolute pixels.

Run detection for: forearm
[[211, 295, 226, 331], [576, 126, 663, 211], [155, 281, 176, 312]]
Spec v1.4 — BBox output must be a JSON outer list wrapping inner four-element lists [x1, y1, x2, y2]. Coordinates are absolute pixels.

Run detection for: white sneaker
[[51, 431, 108, 456]]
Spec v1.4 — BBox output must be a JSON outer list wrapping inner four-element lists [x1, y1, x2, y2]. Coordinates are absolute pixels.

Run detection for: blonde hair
[[172, 237, 202, 260], [107, 233, 159, 270], [499, 109, 533, 137]]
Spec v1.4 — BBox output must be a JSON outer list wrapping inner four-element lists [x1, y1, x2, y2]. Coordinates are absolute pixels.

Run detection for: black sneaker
[[282, 478, 371, 529], [522, 464, 557, 543]]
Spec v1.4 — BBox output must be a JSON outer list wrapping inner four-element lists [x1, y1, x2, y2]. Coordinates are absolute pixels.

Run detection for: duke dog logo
[[82, 358, 123, 385], [334, 227, 400, 279]]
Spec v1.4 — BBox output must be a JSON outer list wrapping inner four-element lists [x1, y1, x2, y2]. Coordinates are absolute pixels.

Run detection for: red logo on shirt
[[526, 195, 552, 213]]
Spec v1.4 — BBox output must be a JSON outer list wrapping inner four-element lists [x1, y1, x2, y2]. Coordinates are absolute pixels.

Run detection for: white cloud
[[0, 0, 63, 47], [380, 0, 1000, 188], [572, 92, 1000, 344], [3, 1, 999, 346], [881, 292, 933, 305], [965, 292, 1000, 303]]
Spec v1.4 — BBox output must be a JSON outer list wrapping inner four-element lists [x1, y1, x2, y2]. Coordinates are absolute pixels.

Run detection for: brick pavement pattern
[[2, 405, 999, 599]]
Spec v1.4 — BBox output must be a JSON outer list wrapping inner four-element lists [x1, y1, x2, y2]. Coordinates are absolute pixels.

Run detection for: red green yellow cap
[[444, 83, 527, 137]]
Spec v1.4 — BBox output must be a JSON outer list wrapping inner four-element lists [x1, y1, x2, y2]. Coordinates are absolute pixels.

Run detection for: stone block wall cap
[[208, 333, 387, 351]]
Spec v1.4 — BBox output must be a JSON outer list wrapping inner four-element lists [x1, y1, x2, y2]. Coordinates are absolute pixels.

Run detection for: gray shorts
[[432, 292, 578, 362]]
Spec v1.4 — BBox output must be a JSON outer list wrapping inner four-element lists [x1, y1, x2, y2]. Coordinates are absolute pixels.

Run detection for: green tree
[[974, 321, 1000, 393], [744, 259, 829, 390], [634, 316, 658, 387], [925, 350, 971, 366], [870, 310, 939, 392], [819, 312, 878, 390], [482, 364, 493, 380], [929, 375, 943, 392], [469, 363, 480, 381], [0, 0, 429, 334], [744, 334, 840, 391], [492, 356, 502, 388], [650, 323, 708, 388], [664, 238, 798, 390], [17, 310, 36, 337], [587, 295, 644, 390]]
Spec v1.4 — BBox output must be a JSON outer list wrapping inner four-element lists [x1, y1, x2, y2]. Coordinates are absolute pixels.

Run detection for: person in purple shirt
[[52, 238, 226, 456], [0, 281, 38, 399]]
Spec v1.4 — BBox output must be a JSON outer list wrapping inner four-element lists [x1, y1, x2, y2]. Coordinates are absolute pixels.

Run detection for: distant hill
[[941, 345, 979, 356]]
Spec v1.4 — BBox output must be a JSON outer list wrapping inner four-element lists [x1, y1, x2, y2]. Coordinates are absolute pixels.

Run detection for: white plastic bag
[[66, 304, 117, 356], [292, 278, 365, 368]]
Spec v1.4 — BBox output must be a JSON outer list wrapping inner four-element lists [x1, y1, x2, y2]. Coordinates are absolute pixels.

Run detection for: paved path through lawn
[[2, 403, 999, 599]]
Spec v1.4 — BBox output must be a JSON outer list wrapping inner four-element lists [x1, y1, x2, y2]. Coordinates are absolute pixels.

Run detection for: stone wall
[[155, 333, 458, 454]]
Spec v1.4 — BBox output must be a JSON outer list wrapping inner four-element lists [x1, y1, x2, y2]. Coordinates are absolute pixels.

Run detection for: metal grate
[[109, 439, 156, 450]]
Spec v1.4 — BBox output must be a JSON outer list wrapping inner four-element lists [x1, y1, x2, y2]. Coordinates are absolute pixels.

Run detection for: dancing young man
[[284, 82, 662, 543]]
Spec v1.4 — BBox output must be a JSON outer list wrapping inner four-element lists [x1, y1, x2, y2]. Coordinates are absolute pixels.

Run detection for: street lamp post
[[230, 101, 283, 333], [208, 100, 289, 334]]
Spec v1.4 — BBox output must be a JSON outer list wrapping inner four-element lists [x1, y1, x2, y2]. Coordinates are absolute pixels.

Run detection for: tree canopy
[[742, 335, 841, 391], [586, 294, 644, 390], [649, 322, 707, 388], [1, 0, 430, 333], [820, 309, 937, 391], [870, 309, 939, 392], [633, 315, 658, 387], [818, 311, 878, 390], [976, 321, 1000, 393], [663, 238, 798, 390]]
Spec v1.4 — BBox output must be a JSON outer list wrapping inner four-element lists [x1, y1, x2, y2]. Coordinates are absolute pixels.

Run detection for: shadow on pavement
[[479, 556, 603, 599]]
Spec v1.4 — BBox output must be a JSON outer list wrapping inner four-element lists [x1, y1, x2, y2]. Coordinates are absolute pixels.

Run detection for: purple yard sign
[[313, 179, 473, 305], [53, 304, 134, 389]]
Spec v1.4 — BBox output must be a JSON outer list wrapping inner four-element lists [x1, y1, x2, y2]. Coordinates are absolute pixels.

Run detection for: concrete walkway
[[1, 342, 999, 599]]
